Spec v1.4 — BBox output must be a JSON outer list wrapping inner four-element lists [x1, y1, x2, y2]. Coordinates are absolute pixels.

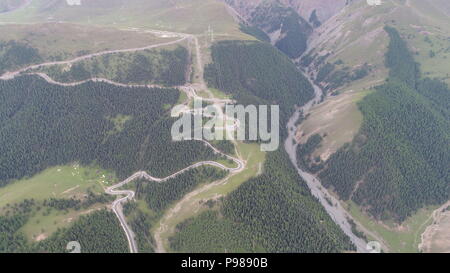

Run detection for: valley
[[0, 0, 449, 255], [284, 69, 370, 253]]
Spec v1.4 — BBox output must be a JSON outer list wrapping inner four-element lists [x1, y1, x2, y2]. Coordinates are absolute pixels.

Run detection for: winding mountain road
[[0, 27, 246, 253], [0, 35, 189, 80], [0, 22, 369, 253], [105, 140, 244, 253]]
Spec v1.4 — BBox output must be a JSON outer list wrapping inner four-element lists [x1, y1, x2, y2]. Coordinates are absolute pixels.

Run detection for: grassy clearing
[[0, 164, 116, 241], [176, 90, 188, 104], [107, 114, 132, 135], [20, 203, 105, 242], [152, 142, 265, 252], [199, 142, 265, 197], [298, 90, 371, 161], [426, 212, 450, 253], [0, 23, 173, 63], [0, 165, 114, 209], [345, 200, 435, 253], [0, 0, 246, 37], [310, 0, 450, 95]]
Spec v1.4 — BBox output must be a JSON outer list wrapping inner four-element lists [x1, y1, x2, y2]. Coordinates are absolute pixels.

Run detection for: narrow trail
[[26, 72, 173, 89]]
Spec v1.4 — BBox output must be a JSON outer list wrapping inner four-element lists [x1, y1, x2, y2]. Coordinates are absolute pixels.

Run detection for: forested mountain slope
[[0, 76, 221, 185], [316, 27, 450, 222], [169, 40, 355, 253], [205, 40, 314, 118]]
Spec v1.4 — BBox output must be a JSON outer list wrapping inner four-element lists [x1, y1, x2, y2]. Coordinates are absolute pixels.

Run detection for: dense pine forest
[[171, 149, 355, 253], [135, 166, 227, 213], [0, 76, 222, 186], [0, 214, 29, 252], [205, 40, 314, 121], [170, 40, 355, 253], [0, 200, 125, 253], [170, 210, 255, 252], [296, 133, 324, 173], [319, 27, 450, 221], [123, 166, 227, 252], [0, 40, 42, 74], [36, 210, 128, 253]]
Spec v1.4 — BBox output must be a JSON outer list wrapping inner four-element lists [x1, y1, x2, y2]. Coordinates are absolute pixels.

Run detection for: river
[[283, 70, 369, 253]]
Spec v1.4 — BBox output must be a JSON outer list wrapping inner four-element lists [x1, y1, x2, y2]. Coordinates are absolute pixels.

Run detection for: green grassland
[[20, 203, 106, 242], [310, 0, 450, 88], [0, 165, 113, 209], [298, 90, 372, 161], [0, 0, 246, 37], [198, 142, 265, 197], [152, 142, 266, 252], [0, 23, 174, 70], [346, 201, 435, 253], [318, 25, 450, 250], [0, 164, 116, 241], [120, 164, 232, 252]]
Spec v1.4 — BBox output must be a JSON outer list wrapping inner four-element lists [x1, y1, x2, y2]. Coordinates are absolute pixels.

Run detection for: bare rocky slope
[[223, 0, 358, 58], [224, 0, 350, 24]]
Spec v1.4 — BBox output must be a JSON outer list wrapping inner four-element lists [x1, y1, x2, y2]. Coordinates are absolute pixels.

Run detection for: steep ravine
[[284, 70, 369, 253], [223, 0, 370, 253]]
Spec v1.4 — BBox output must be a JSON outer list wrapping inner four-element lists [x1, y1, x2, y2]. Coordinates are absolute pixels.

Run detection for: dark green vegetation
[[239, 23, 270, 43], [170, 210, 255, 252], [123, 202, 155, 253], [37, 210, 128, 253], [205, 40, 314, 120], [0, 214, 28, 252], [0, 40, 42, 74], [0, 76, 222, 186], [43, 191, 113, 211], [0, 198, 124, 253], [319, 27, 450, 221], [170, 40, 355, 253], [211, 140, 235, 155], [309, 10, 321, 28], [348, 218, 367, 242], [316, 62, 370, 94], [171, 150, 355, 253], [36, 46, 189, 86], [125, 166, 227, 252], [247, 1, 312, 58], [296, 134, 325, 173], [135, 166, 227, 213], [384, 27, 419, 88]]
